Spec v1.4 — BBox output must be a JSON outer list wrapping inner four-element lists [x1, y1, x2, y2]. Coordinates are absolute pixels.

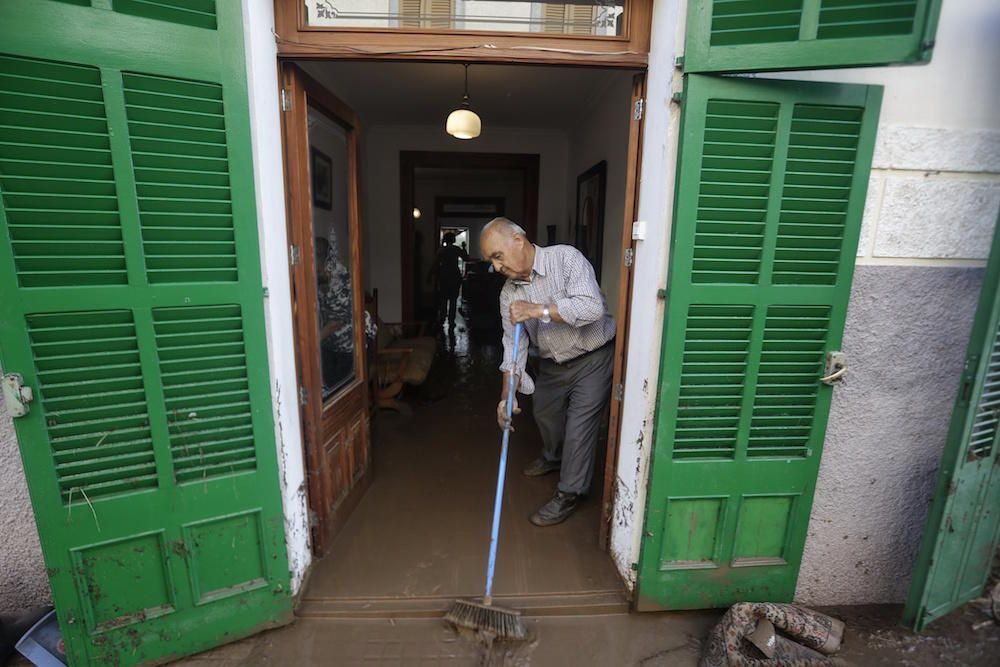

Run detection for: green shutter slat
[[747, 306, 830, 457], [0, 54, 127, 288], [817, 0, 918, 39], [153, 305, 257, 485], [685, 0, 942, 73], [673, 305, 754, 460], [25, 310, 157, 504], [122, 72, 238, 284], [967, 328, 1000, 459], [113, 0, 218, 30], [709, 0, 805, 46]]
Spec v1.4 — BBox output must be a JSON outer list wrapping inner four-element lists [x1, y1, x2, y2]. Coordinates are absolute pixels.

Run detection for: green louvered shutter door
[[904, 218, 1000, 631], [0, 2, 291, 665], [636, 74, 882, 611], [684, 0, 943, 73]]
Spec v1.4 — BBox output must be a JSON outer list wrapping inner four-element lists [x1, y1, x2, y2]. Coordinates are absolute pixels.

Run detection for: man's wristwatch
[[540, 304, 551, 324]]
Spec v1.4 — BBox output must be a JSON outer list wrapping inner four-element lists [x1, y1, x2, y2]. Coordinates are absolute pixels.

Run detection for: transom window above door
[[304, 0, 626, 36]]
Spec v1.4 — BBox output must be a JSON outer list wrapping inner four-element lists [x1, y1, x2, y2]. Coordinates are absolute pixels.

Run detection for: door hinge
[[290, 244, 301, 266], [299, 385, 308, 406], [2, 373, 33, 418], [614, 383, 624, 402], [633, 98, 644, 121], [308, 510, 319, 528], [281, 88, 292, 112], [624, 248, 634, 268]]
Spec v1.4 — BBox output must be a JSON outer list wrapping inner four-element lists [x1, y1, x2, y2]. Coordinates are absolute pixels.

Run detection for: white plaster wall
[[566, 74, 634, 316], [360, 125, 570, 320], [242, 0, 311, 593], [608, 0, 685, 587], [0, 385, 51, 613], [786, 0, 1000, 605]]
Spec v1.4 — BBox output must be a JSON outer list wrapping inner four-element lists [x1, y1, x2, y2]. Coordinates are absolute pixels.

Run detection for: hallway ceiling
[[300, 61, 636, 129]]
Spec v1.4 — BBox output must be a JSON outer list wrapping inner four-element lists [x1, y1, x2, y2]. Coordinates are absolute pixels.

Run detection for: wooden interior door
[[600, 73, 647, 546], [281, 64, 372, 555]]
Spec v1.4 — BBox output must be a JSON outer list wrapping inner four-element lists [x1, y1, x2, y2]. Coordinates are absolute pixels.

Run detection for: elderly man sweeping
[[480, 217, 616, 526]]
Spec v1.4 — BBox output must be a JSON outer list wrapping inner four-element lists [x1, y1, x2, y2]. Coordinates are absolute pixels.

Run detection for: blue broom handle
[[484, 322, 521, 604]]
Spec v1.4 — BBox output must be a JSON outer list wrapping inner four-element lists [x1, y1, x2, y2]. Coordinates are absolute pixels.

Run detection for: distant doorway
[[400, 151, 540, 321]]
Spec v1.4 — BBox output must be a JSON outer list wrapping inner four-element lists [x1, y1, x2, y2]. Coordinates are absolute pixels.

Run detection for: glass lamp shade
[[446, 107, 481, 139]]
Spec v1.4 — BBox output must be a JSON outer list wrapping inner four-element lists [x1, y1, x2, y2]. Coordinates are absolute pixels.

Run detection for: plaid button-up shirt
[[499, 244, 616, 395]]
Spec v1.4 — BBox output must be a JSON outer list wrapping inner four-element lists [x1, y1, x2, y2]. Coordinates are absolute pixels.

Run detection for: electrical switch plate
[[632, 220, 647, 241]]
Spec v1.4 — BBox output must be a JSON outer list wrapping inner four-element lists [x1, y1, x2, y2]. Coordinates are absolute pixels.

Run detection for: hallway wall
[[359, 126, 569, 320], [566, 75, 634, 316]]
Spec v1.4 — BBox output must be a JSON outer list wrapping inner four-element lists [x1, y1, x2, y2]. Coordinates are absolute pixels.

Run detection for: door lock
[[819, 352, 847, 386], [2, 373, 34, 417]]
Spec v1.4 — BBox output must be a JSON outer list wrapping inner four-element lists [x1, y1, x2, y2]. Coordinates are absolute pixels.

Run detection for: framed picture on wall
[[311, 147, 332, 210], [546, 224, 557, 245], [575, 160, 606, 282]]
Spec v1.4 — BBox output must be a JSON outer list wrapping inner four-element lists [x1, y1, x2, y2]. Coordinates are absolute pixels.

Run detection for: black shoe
[[522, 457, 561, 477], [530, 491, 579, 527]]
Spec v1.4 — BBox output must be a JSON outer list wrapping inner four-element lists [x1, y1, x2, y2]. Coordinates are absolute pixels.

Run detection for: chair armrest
[[376, 348, 413, 385], [381, 321, 428, 337]]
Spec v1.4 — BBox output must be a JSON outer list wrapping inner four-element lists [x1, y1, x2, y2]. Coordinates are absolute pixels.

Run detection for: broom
[[444, 322, 528, 641]]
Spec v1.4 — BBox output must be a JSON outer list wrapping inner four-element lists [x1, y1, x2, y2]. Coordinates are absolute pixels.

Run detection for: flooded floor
[[300, 312, 624, 615], [159, 602, 1000, 666]]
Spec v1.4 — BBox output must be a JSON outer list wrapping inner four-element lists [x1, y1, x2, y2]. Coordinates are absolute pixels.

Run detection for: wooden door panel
[[281, 65, 372, 555]]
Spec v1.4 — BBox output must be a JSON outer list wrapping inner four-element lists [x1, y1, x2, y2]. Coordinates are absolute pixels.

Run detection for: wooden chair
[[368, 291, 435, 413]]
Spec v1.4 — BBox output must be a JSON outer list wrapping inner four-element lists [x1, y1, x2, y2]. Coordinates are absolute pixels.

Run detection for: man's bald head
[[480, 217, 534, 281], [482, 217, 527, 241]]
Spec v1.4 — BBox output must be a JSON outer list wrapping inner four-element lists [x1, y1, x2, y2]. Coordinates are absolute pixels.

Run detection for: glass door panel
[[308, 104, 357, 401], [303, 0, 626, 36]]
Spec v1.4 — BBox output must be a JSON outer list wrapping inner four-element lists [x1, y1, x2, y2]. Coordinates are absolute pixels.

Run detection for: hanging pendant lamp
[[446, 64, 481, 140]]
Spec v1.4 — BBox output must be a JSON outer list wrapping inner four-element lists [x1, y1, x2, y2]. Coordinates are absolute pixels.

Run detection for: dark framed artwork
[[546, 224, 557, 245], [311, 146, 332, 210], [575, 160, 607, 281]]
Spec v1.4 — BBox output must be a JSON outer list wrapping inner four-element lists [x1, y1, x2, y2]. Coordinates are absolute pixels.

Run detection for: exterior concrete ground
[[4, 602, 978, 666]]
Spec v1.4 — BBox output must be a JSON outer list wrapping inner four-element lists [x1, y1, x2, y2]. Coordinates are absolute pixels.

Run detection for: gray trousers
[[532, 342, 614, 495]]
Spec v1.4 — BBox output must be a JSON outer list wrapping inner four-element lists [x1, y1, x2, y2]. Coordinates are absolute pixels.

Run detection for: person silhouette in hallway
[[480, 217, 615, 526], [431, 231, 468, 329]]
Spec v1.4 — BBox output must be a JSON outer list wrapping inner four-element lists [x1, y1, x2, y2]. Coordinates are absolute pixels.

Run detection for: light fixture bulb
[[412, 207, 421, 219], [446, 64, 481, 140], [446, 107, 481, 140]]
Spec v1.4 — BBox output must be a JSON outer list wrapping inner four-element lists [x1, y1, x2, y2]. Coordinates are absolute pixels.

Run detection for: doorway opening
[[282, 60, 643, 612]]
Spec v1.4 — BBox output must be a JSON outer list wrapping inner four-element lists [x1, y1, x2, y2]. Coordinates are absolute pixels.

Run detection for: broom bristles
[[444, 599, 527, 641]]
